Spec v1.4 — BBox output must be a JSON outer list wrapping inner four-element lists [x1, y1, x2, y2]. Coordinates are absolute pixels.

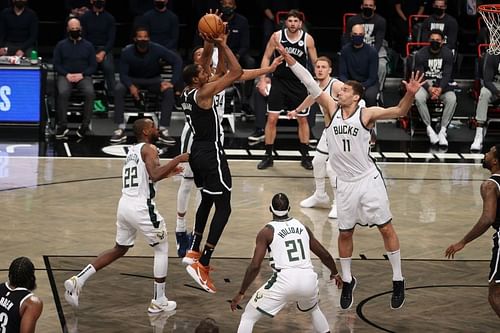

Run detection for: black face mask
[[135, 40, 149, 51], [221, 6, 235, 18], [362, 7, 374, 17], [13, 1, 25, 9], [351, 35, 364, 46], [430, 40, 441, 52], [94, 0, 105, 9], [69, 30, 81, 40], [154, 1, 166, 10], [433, 7, 445, 16]]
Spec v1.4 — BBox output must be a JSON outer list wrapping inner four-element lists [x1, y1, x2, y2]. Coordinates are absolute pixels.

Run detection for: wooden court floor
[[1, 157, 499, 332]]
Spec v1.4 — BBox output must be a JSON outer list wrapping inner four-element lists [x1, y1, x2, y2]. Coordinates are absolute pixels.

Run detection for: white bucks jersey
[[318, 78, 339, 116], [267, 218, 313, 271], [326, 105, 375, 180], [122, 143, 156, 199], [214, 90, 225, 137]]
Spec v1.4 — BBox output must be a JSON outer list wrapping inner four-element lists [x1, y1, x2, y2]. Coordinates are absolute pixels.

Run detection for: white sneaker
[[426, 126, 439, 145], [438, 128, 448, 147], [470, 128, 484, 152], [300, 193, 330, 208], [148, 298, 177, 313], [64, 276, 82, 307], [328, 202, 338, 219]]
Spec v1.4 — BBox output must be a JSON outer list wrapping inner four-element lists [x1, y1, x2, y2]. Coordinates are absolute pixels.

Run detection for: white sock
[[76, 264, 96, 286], [176, 216, 187, 233], [339, 257, 352, 283], [387, 249, 404, 281], [154, 281, 166, 300]]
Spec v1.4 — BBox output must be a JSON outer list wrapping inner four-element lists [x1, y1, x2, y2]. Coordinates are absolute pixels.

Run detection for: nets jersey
[[0, 283, 33, 333], [326, 105, 375, 181], [122, 143, 156, 200], [181, 88, 222, 144], [267, 218, 313, 271], [274, 29, 309, 80], [488, 174, 500, 231]]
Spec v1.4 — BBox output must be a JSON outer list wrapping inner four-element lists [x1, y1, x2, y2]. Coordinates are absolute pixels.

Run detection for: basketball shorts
[[268, 77, 309, 116], [489, 231, 500, 283], [189, 142, 232, 195], [249, 268, 319, 317], [115, 196, 167, 246], [180, 123, 194, 178], [336, 168, 392, 231]]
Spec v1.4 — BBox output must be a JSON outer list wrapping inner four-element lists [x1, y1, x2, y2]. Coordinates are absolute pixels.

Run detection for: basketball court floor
[[1, 153, 499, 332]]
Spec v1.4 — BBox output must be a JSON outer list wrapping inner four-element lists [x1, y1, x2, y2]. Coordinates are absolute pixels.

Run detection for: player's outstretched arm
[[306, 226, 342, 288], [143, 145, 189, 181], [231, 226, 273, 311], [239, 56, 283, 81], [445, 180, 498, 259]]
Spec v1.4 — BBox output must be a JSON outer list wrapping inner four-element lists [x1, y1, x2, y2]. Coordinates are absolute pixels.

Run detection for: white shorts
[[115, 196, 167, 246], [337, 168, 392, 231], [181, 123, 194, 178], [249, 268, 319, 317]]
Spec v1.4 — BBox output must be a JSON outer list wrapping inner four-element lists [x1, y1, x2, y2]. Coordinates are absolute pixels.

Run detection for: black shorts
[[489, 231, 500, 283], [189, 142, 232, 195], [268, 77, 309, 114]]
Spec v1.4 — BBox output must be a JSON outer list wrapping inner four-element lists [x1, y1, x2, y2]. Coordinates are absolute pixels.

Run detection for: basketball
[[198, 14, 224, 37]]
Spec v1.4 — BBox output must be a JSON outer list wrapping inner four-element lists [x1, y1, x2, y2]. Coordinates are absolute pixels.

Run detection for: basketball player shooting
[[276, 42, 424, 310]]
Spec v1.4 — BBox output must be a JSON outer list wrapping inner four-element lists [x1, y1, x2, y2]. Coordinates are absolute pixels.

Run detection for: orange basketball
[[198, 14, 224, 37]]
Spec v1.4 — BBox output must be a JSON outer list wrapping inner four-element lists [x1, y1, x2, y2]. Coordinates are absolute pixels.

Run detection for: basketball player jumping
[[276, 43, 425, 310], [446, 144, 500, 317], [230, 193, 342, 332], [64, 118, 188, 313]]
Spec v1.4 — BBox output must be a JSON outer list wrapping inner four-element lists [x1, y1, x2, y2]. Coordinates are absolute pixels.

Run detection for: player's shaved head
[[133, 118, 153, 138]]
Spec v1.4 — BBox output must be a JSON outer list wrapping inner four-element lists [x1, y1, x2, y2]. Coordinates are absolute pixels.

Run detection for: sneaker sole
[[181, 257, 197, 266], [186, 265, 216, 294], [55, 129, 69, 139], [110, 137, 127, 144], [148, 302, 177, 313], [248, 136, 265, 141]]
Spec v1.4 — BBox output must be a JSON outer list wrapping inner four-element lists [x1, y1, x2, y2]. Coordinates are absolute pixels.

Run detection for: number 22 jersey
[[122, 143, 156, 200]]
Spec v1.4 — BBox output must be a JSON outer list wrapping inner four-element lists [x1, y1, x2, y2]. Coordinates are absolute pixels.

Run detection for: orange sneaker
[[182, 250, 201, 266], [186, 262, 216, 293]]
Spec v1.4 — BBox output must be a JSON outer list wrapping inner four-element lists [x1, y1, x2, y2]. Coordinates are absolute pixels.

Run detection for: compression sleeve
[[289, 62, 322, 99]]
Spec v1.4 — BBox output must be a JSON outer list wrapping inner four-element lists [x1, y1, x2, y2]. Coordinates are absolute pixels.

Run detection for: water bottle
[[30, 49, 38, 65]]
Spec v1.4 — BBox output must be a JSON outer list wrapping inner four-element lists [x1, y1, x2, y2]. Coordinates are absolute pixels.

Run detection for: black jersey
[[273, 29, 309, 80], [180, 88, 222, 144], [489, 175, 500, 230], [0, 283, 33, 333]]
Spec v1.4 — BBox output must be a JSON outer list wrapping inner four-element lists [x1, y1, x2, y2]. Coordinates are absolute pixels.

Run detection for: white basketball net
[[479, 4, 500, 55]]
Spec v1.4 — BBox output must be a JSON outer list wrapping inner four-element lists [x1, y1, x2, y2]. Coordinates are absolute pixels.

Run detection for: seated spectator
[[110, 26, 182, 145], [80, 0, 116, 105], [0, 0, 38, 57], [53, 17, 96, 139], [339, 24, 379, 106], [392, 0, 427, 55], [344, 0, 387, 94], [471, 52, 500, 151], [413, 29, 456, 146], [65, 0, 90, 18], [421, 0, 458, 53], [136, 0, 179, 51]]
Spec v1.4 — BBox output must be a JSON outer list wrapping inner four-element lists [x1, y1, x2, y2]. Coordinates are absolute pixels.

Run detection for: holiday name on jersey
[[277, 226, 304, 238], [333, 124, 359, 136], [0, 296, 13, 311]]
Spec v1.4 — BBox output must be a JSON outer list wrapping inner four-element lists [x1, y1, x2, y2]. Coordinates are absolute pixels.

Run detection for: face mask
[[430, 40, 441, 51], [221, 6, 235, 18], [362, 7, 373, 17], [94, 0, 105, 9], [13, 1, 25, 9], [154, 1, 166, 10], [351, 35, 364, 46], [433, 7, 445, 16], [135, 40, 149, 50], [69, 30, 81, 40]]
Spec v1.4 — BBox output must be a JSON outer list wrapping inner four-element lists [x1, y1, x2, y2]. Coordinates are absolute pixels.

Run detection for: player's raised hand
[[331, 273, 343, 289], [275, 43, 295, 66], [402, 71, 425, 95], [269, 55, 284, 72]]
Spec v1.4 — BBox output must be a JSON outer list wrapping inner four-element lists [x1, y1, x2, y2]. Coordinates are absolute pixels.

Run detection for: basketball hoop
[[478, 4, 500, 55]]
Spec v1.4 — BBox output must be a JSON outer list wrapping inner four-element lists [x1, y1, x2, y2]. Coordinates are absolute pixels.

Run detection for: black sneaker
[[391, 279, 405, 309], [340, 276, 357, 310], [301, 156, 313, 170], [55, 126, 69, 139], [158, 129, 176, 145], [257, 156, 273, 170], [110, 128, 127, 143], [76, 125, 90, 138], [248, 129, 265, 142]]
